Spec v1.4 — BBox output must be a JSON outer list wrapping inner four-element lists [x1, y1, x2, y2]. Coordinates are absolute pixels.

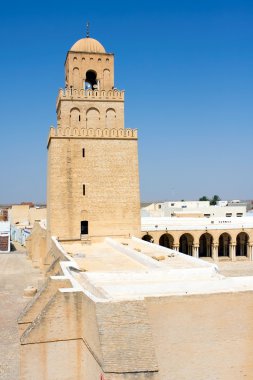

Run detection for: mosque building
[[19, 32, 253, 380]]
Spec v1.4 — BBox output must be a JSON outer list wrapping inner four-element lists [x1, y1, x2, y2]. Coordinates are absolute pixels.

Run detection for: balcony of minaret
[[56, 88, 125, 111], [56, 89, 125, 130], [47, 126, 138, 148]]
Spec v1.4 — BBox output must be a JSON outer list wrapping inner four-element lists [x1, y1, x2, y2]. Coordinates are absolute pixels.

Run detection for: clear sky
[[0, 0, 252, 203]]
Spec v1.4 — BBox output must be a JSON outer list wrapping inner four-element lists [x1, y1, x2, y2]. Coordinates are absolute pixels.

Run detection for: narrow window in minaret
[[82, 148, 85, 157], [83, 184, 86, 196], [79, 115, 81, 122]]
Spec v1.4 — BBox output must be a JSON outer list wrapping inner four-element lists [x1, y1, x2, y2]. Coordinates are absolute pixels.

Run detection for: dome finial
[[86, 21, 90, 38]]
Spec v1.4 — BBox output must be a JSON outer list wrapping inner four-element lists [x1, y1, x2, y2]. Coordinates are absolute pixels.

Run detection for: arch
[[218, 232, 231, 257], [70, 107, 80, 127], [73, 67, 79, 89], [236, 232, 249, 256], [142, 234, 154, 243], [179, 233, 194, 255], [103, 69, 110, 87], [85, 70, 98, 90], [199, 233, 213, 257], [86, 108, 100, 129], [106, 108, 116, 129], [159, 233, 174, 249]]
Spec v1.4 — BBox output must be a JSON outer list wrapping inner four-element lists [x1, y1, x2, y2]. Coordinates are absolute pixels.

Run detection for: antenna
[[86, 21, 90, 38]]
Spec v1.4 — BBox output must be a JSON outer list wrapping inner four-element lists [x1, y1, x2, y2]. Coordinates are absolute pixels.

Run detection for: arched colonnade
[[142, 231, 253, 261]]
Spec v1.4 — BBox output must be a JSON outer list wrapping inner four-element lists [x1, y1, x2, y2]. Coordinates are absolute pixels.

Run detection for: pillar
[[230, 244, 236, 261], [248, 244, 253, 261], [193, 245, 199, 258], [212, 244, 218, 261], [173, 244, 179, 252]]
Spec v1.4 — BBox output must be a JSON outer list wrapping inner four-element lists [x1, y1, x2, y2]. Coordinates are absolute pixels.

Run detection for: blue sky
[[0, 0, 252, 203]]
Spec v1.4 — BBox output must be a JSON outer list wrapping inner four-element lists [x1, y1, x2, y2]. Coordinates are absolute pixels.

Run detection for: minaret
[[47, 32, 140, 242]]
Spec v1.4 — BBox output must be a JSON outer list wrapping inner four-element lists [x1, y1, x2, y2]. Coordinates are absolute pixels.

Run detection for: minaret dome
[[70, 37, 106, 53]]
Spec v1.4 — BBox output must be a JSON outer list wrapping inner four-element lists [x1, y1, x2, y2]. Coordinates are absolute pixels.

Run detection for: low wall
[[27, 223, 70, 274], [19, 271, 159, 379]]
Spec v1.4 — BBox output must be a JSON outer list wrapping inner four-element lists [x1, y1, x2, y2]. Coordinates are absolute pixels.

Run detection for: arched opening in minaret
[[84, 70, 98, 90], [81, 221, 88, 235]]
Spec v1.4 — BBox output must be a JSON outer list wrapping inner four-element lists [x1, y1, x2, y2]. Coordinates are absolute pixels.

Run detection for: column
[[248, 244, 253, 261], [173, 244, 179, 252], [230, 244, 236, 261], [193, 245, 199, 258], [212, 244, 218, 261]]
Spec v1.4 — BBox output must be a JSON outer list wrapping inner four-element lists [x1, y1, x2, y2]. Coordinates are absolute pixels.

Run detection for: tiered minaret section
[[47, 36, 140, 241]]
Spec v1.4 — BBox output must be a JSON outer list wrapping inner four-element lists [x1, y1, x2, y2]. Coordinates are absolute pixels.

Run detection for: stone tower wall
[[47, 132, 140, 241]]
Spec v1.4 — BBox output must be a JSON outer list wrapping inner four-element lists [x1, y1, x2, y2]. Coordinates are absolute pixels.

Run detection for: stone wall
[[47, 137, 140, 242], [27, 223, 68, 274], [19, 281, 159, 379], [146, 292, 253, 379]]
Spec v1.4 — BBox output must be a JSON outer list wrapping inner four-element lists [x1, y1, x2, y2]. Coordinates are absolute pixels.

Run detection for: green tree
[[210, 195, 221, 205], [199, 196, 209, 201]]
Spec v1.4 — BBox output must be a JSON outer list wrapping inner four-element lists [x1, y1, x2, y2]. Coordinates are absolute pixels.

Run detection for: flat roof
[[141, 216, 253, 230], [58, 237, 253, 300]]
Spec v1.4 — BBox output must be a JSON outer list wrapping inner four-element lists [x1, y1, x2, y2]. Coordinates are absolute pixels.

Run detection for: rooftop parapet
[[56, 88, 124, 108], [47, 127, 137, 146]]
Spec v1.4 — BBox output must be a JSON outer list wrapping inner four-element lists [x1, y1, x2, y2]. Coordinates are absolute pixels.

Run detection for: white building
[[142, 200, 246, 218]]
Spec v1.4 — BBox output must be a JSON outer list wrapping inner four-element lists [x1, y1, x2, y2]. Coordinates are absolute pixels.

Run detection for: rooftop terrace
[[58, 237, 253, 301]]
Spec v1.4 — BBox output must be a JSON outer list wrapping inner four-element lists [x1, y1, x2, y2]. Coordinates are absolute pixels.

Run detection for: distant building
[[0, 208, 8, 221], [142, 200, 246, 218], [8, 204, 46, 246], [0, 222, 10, 252]]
